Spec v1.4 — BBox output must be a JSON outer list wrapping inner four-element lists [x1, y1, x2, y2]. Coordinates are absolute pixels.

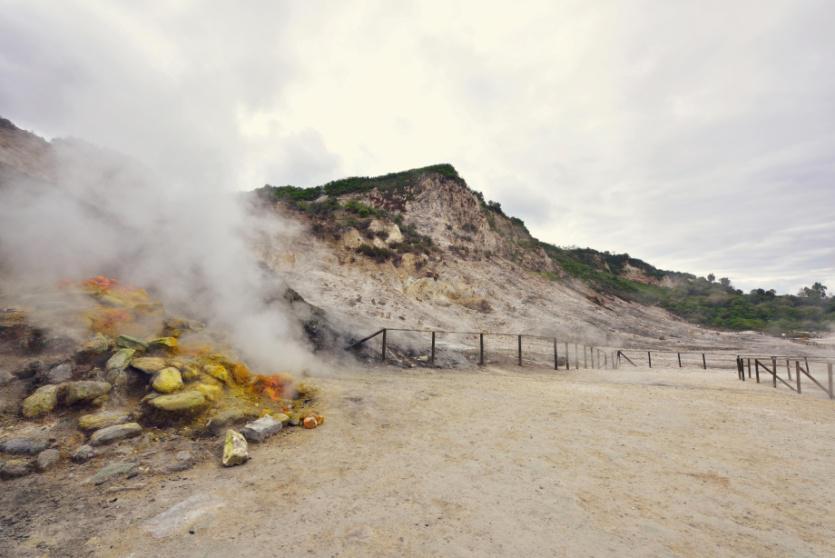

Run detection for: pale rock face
[[340, 228, 364, 250]]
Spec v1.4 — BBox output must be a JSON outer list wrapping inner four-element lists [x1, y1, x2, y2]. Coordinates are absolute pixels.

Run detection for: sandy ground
[[4, 364, 835, 557]]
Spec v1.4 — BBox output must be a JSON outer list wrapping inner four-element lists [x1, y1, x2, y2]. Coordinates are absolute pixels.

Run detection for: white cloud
[[1, 0, 833, 293]]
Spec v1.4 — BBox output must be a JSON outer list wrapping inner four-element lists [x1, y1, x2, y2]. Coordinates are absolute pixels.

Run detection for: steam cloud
[[0, 132, 313, 373]]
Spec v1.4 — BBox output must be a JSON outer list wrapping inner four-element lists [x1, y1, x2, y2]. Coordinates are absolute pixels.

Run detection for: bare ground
[[3, 365, 835, 557]]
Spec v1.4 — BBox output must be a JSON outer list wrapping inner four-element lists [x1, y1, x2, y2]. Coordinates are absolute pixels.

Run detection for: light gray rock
[[72, 444, 96, 463], [240, 415, 282, 443], [89, 422, 142, 446], [36, 448, 60, 471], [0, 437, 50, 455], [0, 458, 33, 479], [44, 362, 73, 383], [142, 494, 224, 538]]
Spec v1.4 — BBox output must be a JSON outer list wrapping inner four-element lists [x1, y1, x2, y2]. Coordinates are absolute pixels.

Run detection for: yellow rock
[[148, 390, 207, 412], [194, 383, 222, 402], [203, 364, 231, 385], [152, 367, 184, 393], [22, 385, 59, 418]]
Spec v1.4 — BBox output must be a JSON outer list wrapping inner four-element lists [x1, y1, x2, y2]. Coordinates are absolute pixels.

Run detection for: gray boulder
[[90, 460, 138, 485], [90, 422, 142, 446], [240, 415, 283, 443], [36, 448, 60, 471], [0, 458, 33, 480], [63, 381, 112, 406], [0, 370, 13, 386], [0, 437, 50, 455], [71, 444, 96, 463], [44, 362, 73, 383]]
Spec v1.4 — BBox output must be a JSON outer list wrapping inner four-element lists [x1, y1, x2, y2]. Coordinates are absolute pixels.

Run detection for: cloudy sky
[[1, 0, 833, 294]]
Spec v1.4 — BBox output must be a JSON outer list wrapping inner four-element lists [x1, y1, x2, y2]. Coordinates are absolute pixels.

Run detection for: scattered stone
[[0, 437, 50, 455], [193, 382, 222, 402], [303, 416, 318, 429], [63, 381, 112, 405], [106, 348, 135, 371], [240, 415, 283, 443], [222, 430, 249, 467], [203, 364, 231, 385], [44, 362, 73, 383], [116, 334, 148, 350], [180, 364, 201, 381], [78, 411, 131, 431], [72, 444, 96, 463], [22, 384, 60, 417], [152, 367, 183, 393], [161, 450, 195, 473], [0, 370, 13, 386], [205, 408, 261, 434], [36, 448, 60, 471], [130, 357, 167, 374], [13, 360, 42, 379], [0, 458, 33, 480], [90, 460, 137, 485], [148, 391, 207, 413], [79, 333, 110, 354], [90, 422, 142, 446]]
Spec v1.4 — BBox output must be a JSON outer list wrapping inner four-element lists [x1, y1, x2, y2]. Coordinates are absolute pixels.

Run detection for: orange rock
[[303, 416, 318, 429], [315, 415, 325, 426]]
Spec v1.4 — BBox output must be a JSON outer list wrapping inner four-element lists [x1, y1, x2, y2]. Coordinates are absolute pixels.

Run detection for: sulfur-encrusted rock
[[130, 357, 167, 374], [89, 422, 142, 446], [222, 430, 249, 467], [22, 384, 60, 417], [193, 382, 222, 402], [106, 348, 136, 371], [240, 415, 283, 443], [0, 437, 50, 455], [116, 334, 148, 350], [0, 458, 33, 479], [78, 411, 130, 432], [63, 381, 112, 406], [148, 337, 178, 351], [203, 364, 231, 385], [148, 390, 207, 412], [152, 368, 183, 394], [36, 448, 60, 472], [72, 444, 96, 463], [80, 333, 110, 354]]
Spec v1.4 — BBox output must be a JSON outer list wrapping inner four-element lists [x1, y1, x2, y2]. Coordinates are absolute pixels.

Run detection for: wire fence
[[347, 327, 835, 400]]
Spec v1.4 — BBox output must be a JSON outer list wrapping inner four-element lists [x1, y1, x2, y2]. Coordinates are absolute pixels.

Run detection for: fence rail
[[347, 327, 834, 401]]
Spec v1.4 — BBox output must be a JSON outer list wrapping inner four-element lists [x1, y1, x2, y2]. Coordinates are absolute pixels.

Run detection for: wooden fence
[[735, 355, 834, 399]]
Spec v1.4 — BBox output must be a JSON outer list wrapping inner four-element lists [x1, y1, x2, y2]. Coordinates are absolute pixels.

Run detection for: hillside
[[253, 164, 835, 340]]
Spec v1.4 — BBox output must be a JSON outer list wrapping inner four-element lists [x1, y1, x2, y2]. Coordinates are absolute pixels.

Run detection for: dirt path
[[6, 365, 835, 557]]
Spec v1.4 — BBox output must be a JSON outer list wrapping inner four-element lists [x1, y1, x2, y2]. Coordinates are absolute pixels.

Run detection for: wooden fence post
[[747, 358, 751, 378], [702, 353, 707, 370], [648, 351, 652, 368], [553, 338, 558, 371], [786, 359, 791, 380], [828, 363, 833, 400], [795, 361, 801, 393], [479, 333, 484, 366], [583, 346, 588, 369], [575, 344, 579, 370], [381, 328, 387, 361], [517, 335, 522, 366], [430, 331, 435, 365], [755, 359, 760, 383], [771, 356, 777, 388], [564, 342, 569, 370], [677, 352, 682, 368]]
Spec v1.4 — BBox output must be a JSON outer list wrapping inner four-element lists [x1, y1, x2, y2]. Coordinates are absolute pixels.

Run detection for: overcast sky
[[1, 0, 833, 294]]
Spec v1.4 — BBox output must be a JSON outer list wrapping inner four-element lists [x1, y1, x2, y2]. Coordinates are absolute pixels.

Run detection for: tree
[[707, 273, 716, 283], [798, 282, 828, 299], [719, 277, 731, 288]]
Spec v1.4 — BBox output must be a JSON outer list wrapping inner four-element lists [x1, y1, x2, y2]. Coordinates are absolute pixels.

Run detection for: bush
[[355, 244, 396, 263]]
